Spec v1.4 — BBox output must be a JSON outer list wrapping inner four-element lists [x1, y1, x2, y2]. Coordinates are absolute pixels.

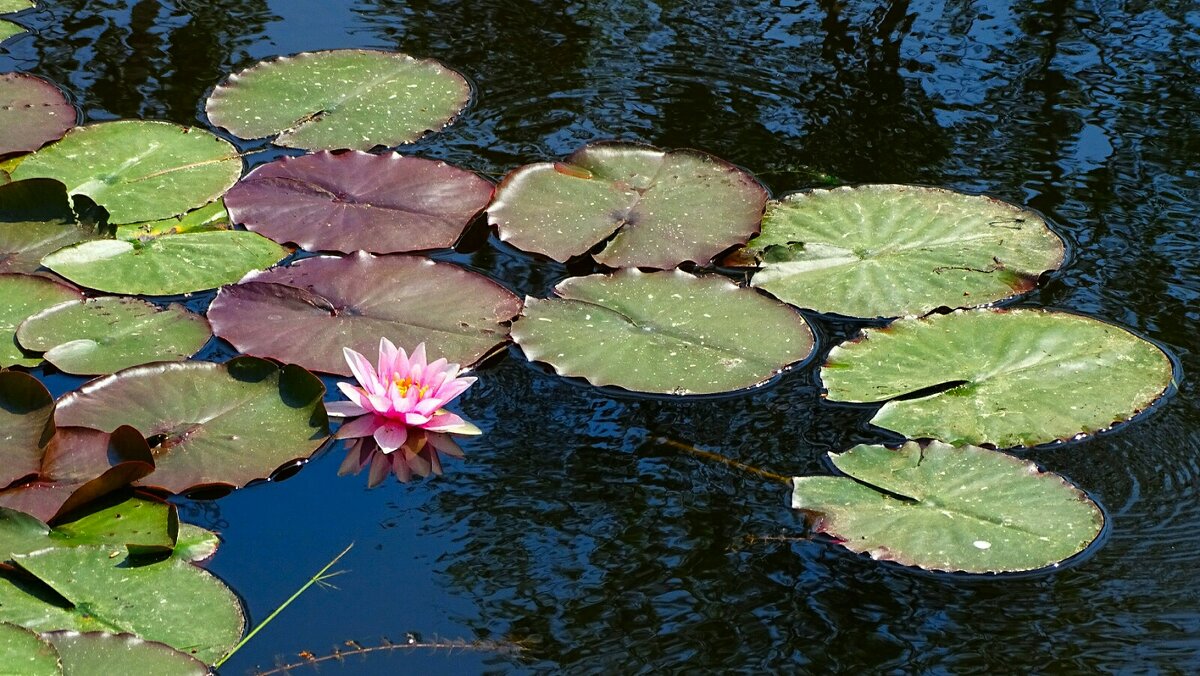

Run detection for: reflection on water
[[5, 0, 1200, 672]]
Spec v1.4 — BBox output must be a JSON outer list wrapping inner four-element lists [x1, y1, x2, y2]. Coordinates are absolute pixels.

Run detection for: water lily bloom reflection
[[328, 339, 480, 484]]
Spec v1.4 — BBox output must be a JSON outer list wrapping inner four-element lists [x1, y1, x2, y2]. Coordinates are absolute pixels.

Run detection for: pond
[[2, 0, 1198, 672]]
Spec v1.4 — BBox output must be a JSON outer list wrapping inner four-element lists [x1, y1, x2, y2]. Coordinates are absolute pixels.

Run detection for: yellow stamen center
[[393, 374, 430, 398]]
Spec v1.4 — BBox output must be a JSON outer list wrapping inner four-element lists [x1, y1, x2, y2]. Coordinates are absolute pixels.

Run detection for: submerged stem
[[655, 437, 792, 485], [213, 542, 355, 669]]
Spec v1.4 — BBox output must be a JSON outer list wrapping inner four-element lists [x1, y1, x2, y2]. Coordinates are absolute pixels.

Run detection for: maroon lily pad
[[53, 357, 329, 494], [224, 150, 493, 254], [207, 252, 522, 375], [0, 425, 154, 523], [0, 73, 76, 157], [0, 370, 54, 488], [487, 142, 768, 268]]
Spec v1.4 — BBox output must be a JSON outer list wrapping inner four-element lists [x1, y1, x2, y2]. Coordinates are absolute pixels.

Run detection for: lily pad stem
[[656, 437, 791, 484]]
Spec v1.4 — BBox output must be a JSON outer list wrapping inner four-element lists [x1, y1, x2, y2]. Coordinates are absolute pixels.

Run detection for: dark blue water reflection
[[4, 0, 1199, 672]]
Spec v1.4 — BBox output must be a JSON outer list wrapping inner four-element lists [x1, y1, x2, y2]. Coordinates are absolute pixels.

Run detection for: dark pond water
[[5, 0, 1200, 672]]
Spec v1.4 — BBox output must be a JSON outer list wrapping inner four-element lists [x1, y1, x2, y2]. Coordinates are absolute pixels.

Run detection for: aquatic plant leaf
[[0, 20, 23, 43], [208, 252, 521, 375], [114, 200, 229, 241], [821, 308, 1174, 447], [0, 494, 172, 560], [11, 121, 241, 224], [0, 371, 54, 487], [0, 622, 60, 676], [488, 143, 767, 269], [512, 269, 813, 395], [791, 440, 1104, 573], [0, 427, 154, 523], [205, 49, 471, 151], [54, 357, 329, 493], [224, 150, 492, 253], [173, 524, 219, 562], [44, 631, 207, 676], [40, 230, 288, 295], [8, 545, 244, 663], [0, 273, 81, 366], [0, 179, 104, 275], [17, 297, 211, 375], [726, 185, 1065, 318], [0, 74, 73, 158], [0, 1, 34, 13]]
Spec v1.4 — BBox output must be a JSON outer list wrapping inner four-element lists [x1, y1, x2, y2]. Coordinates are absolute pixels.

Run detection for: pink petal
[[378, 337, 400, 381], [406, 447, 432, 478], [426, 432, 465, 458], [423, 412, 481, 435], [433, 376, 475, 403], [404, 411, 431, 427], [366, 452, 391, 488], [326, 400, 368, 417], [428, 448, 444, 476], [415, 398, 443, 416], [343, 347, 383, 395], [335, 414, 382, 439], [409, 343, 428, 380], [373, 423, 408, 453], [425, 358, 449, 384], [336, 383, 374, 411], [392, 453, 413, 483], [338, 442, 372, 475]]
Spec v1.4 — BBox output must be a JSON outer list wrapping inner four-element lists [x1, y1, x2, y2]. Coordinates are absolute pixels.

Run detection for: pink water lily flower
[[328, 339, 481, 454]]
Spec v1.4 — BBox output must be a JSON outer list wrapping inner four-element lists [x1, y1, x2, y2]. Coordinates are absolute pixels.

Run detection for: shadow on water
[[5, 0, 1200, 672]]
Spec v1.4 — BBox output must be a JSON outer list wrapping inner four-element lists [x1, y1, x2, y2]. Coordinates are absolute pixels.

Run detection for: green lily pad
[[0, 273, 82, 366], [54, 357, 329, 493], [16, 297, 212, 375], [0, 179, 105, 275], [44, 631, 207, 676], [11, 121, 242, 224], [4, 545, 244, 663], [114, 200, 229, 241], [0, 622, 59, 676], [0, 495, 173, 559], [205, 49, 471, 151], [0, 74, 74, 158], [726, 185, 1066, 318], [173, 524, 219, 562], [821, 308, 1174, 447], [0, 371, 54, 488], [207, 252, 523, 375], [0, 20, 25, 44], [0, 427, 154, 523], [0, 1, 34, 13], [40, 230, 288, 295], [488, 143, 767, 269], [512, 269, 814, 395], [791, 440, 1104, 573]]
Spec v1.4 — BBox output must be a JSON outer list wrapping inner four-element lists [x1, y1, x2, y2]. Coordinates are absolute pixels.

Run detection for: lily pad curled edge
[[727, 184, 1066, 319], [0, 179, 104, 275], [820, 308, 1175, 448], [791, 440, 1104, 573], [223, 150, 493, 253], [0, 622, 58, 676], [53, 356, 330, 494], [11, 120, 242, 224], [488, 142, 767, 269], [0, 273, 82, 367], [205, 49, 472, 151], [512, 268, 814, 395], [207, 252, 522, 376], [0, 370, 54, 491]]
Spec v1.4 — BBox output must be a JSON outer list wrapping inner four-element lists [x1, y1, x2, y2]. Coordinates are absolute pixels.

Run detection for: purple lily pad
[[488, 142, 768, 268], [208, 252, 522, 375], [0, 425, 154, 523], [224, 150, 493, 254], [0, 73, 75, 157], [0, 371, 54, 488]]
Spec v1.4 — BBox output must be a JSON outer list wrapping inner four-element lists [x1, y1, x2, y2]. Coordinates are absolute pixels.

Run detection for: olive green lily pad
[[0, 1, 34, 13], [821, 308, 1174, 447], [0, 179, 106, 275], [173, 524, 219, 562], [44, 631, 207, 676], [54, 357, 329, 493], [114, 200, 229, 242], [205, 49, 471, 151], [0, 274, 82, 367], [512, 269, 814, 395], [791, 440, 1104, 573], [3, 545, 244, 663], [0, 74, 74, 158], [11, 121, 242, 224], [16, 297, 212, 375], [488, 143, 767, 269], [0, 371, 54, 488], [40, 230, 288, 295], [0, 622, 59, 676], [0, 20, 25, 44], [726, 185, 1065, 318]]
